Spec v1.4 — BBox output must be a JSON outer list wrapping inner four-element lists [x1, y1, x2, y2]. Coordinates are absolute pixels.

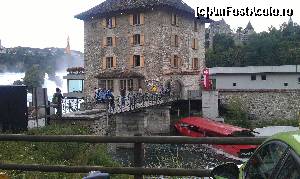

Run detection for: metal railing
[[105, 93, 179, 114], [0, 135, 267, 178]]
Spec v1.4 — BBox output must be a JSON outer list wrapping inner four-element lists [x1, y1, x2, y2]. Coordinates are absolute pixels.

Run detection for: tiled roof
[[75, 0, 195, 20]]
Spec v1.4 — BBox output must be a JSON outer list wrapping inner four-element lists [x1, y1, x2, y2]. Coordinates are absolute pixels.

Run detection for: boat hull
[[174, 118, 257, 158]]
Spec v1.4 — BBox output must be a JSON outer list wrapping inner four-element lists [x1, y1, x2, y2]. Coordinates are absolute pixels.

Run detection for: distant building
[[0, 40, 6, 54], [75, 0, 210, 100], [209, 65, 300, 90], [206, 18, 232, 48], [206, 20, 256, 48], [234, 21, 255, 44]]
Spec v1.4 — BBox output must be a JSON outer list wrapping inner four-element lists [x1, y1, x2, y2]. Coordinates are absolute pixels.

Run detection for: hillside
[[0, 47, 83, 73]]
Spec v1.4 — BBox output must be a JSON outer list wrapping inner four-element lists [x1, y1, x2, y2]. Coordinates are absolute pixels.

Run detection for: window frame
[[127, 79, 134, 91], [107, 80, 114, 91], [133, 55, 141, 67], [106, 57, 114, 69], [192, 58, 199, 70], [133, 34, 141, 45], [173, 55, 179, 68], [106, 17, 113, 28], [174, 35, 179, 47], [274, 149, 300, 178], [106, 37, 113, 46], [261, 74, 267, 80], [251, 74, 256, 81], [243, 140, 289, 179], [133, 13, 141, 25]]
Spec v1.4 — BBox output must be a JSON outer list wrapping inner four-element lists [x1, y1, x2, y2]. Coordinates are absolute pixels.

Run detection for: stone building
[[75, 0, 209, 100], [209, 65, 300, 120], [205, 18, 232, 48], [234, 21, 255, 44]]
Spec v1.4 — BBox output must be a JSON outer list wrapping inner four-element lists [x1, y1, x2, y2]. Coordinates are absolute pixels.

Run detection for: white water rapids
[[0, 72, 68, 101]]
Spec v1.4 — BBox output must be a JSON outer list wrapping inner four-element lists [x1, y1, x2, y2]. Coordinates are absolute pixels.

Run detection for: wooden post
[[43, 88, 47, 126], [33, 88, 38, 128], [134, 134, 144, 179]]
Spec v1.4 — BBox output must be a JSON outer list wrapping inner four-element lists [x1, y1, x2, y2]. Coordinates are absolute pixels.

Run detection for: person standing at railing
[[120, 88, 126, 109], [52, 88, 64, 118]]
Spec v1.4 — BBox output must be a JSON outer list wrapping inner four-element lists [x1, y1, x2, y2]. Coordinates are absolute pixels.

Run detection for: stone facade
[[81, 5, 205, 100], [219, 90, 300, 121]]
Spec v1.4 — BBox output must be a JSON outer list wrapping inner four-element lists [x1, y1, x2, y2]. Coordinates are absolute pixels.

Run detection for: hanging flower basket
[[67, 67, 85, 74]]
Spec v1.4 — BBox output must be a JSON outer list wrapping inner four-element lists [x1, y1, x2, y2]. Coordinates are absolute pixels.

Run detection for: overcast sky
[[0, 0, 298, 52]]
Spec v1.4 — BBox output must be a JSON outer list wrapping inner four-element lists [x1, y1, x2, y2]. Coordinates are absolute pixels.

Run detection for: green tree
[[23, 65, 45, 90]]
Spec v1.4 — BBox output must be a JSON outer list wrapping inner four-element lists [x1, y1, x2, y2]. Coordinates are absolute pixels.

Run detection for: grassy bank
[[0, 124, 131, 179]]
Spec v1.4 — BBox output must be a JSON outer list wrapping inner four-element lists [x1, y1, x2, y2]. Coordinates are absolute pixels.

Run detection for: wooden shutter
[[192, 58, 195, 69], [112, 36, 116, 47], [103, 37, 107, 48], [101, 19, 106, 28], [195, 39, 198, 50], [129, 55, 134, 68], [171, 55, 174, 68], [171, 13, 175, 25], [171, 35, 175, 46], [140, 13, 145, 25], [113, 56, 117, 68], [140, 55, 145, 67], [102, 57, 107, 70], [192, 38, 195, 49], [130, 35, 134, 46], [176, 15, 180, 26], [129, 14, 134, 26], [179, 56, 183, 67], [112, 17, 116, 28], [141, 34, 145, 46]]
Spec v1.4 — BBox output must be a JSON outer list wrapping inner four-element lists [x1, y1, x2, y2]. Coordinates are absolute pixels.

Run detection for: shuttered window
[[103, 17, 116, 28], [129, 55, 144, 68], [192, 58, 199, 69], [194, 20, 198, 32], [106, 37, 113, 46], [103, 56, 117, 69], [192, 38, 198, 50], [171, 13, 179, 26], [133, 34, 140, 45], [130, 13, 144, 25]]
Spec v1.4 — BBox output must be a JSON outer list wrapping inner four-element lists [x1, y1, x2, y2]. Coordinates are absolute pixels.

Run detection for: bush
[[0, 124, 130, 179], [224, 98, 251, 128]]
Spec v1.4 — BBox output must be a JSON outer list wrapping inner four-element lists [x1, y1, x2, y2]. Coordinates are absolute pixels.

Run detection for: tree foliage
[[23, 65, 45, 90], [206, 22, 300, 67]]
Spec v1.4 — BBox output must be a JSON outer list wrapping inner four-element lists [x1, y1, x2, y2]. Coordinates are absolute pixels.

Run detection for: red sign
[[201, 68, 212, 91]]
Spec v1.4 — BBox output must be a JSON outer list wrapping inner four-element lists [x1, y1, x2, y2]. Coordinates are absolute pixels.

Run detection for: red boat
[[174, 116, 258, 158]]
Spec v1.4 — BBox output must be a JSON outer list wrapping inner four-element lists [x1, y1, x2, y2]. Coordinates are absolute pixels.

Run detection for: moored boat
[[174, 116, 257, 158]]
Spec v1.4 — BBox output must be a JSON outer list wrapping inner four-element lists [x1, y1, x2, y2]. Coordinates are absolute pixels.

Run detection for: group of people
[[94, 87, 115, 111]]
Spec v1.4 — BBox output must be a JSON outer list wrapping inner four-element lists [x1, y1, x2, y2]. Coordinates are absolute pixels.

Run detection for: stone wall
[[83, 8, 205, 100], [219, 90, 300, 120]]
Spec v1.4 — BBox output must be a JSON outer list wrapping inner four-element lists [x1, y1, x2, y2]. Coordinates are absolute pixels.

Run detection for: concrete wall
[[219, 90, 300, 120], [215, 74, 300, 90], [202, 91, 219, 120], [83, 8, 205, 100]]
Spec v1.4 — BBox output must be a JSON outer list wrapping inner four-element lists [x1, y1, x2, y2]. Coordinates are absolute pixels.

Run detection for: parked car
[[211, 130, 300, 179]]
